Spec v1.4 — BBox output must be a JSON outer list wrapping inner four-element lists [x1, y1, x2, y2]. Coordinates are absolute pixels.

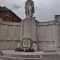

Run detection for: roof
[[0, 6, 9, 10], [0, 6, 22, 21]]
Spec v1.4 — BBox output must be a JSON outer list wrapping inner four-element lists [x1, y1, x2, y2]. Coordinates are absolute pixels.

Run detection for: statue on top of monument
[[25, 0, 35, 18]]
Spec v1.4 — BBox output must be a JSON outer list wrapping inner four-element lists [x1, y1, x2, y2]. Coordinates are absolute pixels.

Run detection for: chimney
[[54, 15, 60, 22]]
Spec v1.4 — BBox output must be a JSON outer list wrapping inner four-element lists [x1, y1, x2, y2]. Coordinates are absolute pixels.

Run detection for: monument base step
[[0, 50, 43, 60], [1, 50, 60, 60], [0, 56, 41, 60]]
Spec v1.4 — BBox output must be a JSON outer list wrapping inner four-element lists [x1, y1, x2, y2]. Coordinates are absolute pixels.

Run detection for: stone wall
[[0, 20, 21, 50], [0, 17, 60, 51], [37, 21, 59, 51]]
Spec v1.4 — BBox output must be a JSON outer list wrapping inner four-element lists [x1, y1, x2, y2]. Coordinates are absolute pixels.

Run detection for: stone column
[[21, 18, 37, 41], [21, 17, 37, 49]]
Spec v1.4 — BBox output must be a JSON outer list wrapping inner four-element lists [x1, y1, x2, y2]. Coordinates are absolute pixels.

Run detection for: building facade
[[0, 6, 22, 22]]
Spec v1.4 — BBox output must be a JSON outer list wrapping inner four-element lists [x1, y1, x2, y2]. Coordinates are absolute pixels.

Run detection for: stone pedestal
[[21, 17, 37, 49]]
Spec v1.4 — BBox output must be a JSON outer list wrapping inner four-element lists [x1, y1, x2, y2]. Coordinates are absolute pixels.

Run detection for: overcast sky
[[0, 0, 60, 21]]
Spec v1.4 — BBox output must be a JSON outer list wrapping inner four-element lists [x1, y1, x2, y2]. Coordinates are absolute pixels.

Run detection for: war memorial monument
[[0, 0, 60, 60]]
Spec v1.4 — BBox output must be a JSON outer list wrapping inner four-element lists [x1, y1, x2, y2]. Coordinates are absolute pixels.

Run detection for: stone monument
[[21, 0, 37, 51]]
